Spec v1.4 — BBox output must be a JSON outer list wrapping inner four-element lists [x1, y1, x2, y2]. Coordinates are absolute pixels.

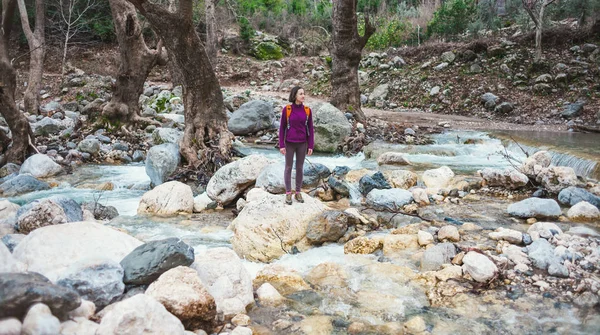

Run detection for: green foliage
[[75, 91, 99, 103], [364, 18, 410, 50], [239, 17, 255, 41], [251, 41, 284, 60], [427, 0, 476, 39]]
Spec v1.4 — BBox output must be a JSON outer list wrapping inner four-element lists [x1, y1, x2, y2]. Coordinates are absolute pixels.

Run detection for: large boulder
[[422, 166, 455, 188], [138, 181, 194, 216], [16, 198, 69, 234], [19, 154, 62, 178], [366, 188, 413, 211], [255, 162, 330, 194], [479, 168, 528, 189], [37, 195, 82, 222], [229, 192, 328, 262], [0, 175, 50, 197], [12, 222, 142, 282], [306, 211, 350, 245], [152, 128, 183, 145], [96, 294, 185, 335], [227, 100, 275, 135], [0, 272, 81, 319], [558, 187, 600, 208], [56, 259, 124, 309], [507, 198, 562, 219], [567, 201, 600, 222], [32, 117, 62, 136], [145, 143, 180, 187], [0, 243, 25, 273], [146, 266, 216, 329], [206, 154, 273, 206], [0, 200, 20, 223], [121, 238, 195, 285], [521, 151, 552, 177], [191, 248, 253, 318], [535, 166, 578, 193], [310, 102, 352, 153]]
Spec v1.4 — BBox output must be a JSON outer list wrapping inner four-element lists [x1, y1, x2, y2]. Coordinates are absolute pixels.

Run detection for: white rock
[[60, 318, 99, 335], [0, 317, 22, 335], [0, 200, 20, 222], [417, 230, 434, 246], [567, 201, 600, 222], [343, 207, 369, 224], [138, 181, 194, 216], [19, 154, 62, 178], [462, 251, 498, 283], [191, 248, 254, 317], [383, 234, 419, 255], [383, 170, 418, 189], [521, 151, 551, 177], [376, 152, 411, 166], [536, 166, 579, 193], [256, 283, 285, 307], [231, 326, 253, 335], [67, 300, 96, 320], [527, 222, 563, 239], [0, 243, 26, 273], [438, 225, 460, 242], [22, 304, 60, 335], [96, 294, 185, 335], [503, 245, 531, 266], [193, 192, 213, 213], [229, 193, 328, 262], [489, 228, 523, 244], [412, 188, 430, 205], [245, 187, 270, 202], [422, 166, 455, 188], [12, 222, 142, 282], [207, 155, 273, 206]]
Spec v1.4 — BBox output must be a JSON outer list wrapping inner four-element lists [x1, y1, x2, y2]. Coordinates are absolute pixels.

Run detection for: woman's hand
[[280, 148, 286, 155], [307, 149, 313, 156]]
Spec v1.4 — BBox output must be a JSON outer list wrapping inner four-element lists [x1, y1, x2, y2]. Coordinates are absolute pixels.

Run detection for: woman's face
[[295, 89, 305, 104]]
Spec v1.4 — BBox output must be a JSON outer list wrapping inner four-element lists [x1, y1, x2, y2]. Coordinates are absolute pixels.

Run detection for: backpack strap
[[286, 105, 292, 130]]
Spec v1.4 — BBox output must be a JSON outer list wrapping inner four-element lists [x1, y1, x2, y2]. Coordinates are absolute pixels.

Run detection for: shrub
[[426, 0, 476, 39], [239, 17, 255, 41]]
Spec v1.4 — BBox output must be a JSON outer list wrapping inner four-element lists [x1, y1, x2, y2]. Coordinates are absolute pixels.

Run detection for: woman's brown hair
[[288, 86, 303, 103]]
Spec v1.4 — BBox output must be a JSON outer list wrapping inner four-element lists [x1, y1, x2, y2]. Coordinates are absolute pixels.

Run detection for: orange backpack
[[285, 104, 311, 130]]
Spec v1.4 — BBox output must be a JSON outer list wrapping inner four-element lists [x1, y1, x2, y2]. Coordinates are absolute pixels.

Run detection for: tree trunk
[[330, 0, 374, 124], [127, 0, 232, 171], [534, 2, 545, 62], [16, 0, 45, 115], [103, 0, 167, 126], [0, 0, 34, 166], [205, 0, 218, 68]]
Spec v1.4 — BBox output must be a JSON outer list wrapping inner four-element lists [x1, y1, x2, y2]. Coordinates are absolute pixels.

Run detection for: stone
[[383, 234, 419, 255], [306, 211, 349, 245], [412, 188, 430, 206], [305, 263, 347, 289], [121, 237, 195, 285], [527, 222, 562, 239], [253, 265, 310, 296], [558, 187, 600, 208], [145, 143, 180, 187], [369, 84, 389, 101], [526, 239, 556, 270], [462, 252, 498, 283], [479, 168, 528, 189], [521, 151, 552, 177], [207, 154, 272, 206], [256, 283, 285, 307], [0, 272, 80, 318], [77, 139, 101, 156], [489, 228, 523, 244], [231, 314, 250, 326], [567, 201, 600, 221], [507, 198, 562, 219], [441, 51, 456, 63], [32, 117, 62, 136], [19, 154, 62, 178], [0, 243, 25, 273], [0, 317, 21, 335], [480, 93, 499, 107], [190, 248, 253, 317], [377, 152, 411, 166], [366, 188, 413, 211], [228, 100, 275, 135], [435, 265, 463, 282], [298, 315, 333, 335], [429, 86, 440, 96], [138, 181, 194, 216], [535, 166, 579, 193], [56, 259, 124, 309], [81, 202, 119, 221], [16, 198, 68, 234], [193, 192, 213, 213], [535, 74, 553, 83], [561, 102, 585, 119], [309, 102, 352, 153], [231, 326, 253, 335], [21, 303, 60, 335], [152, 128, 183, 145], [359, 171, 391, 195], [422, 166, 455, 188], [229, 192, 327, 262], [146, 266, 216, 329], [255, 162, 330, 194], [0, 200, 20, 224], [438, 225, 460, 242], [96, 294, 185, 335], [382, 170, 417, 189], [404, 316, 426, 334], [59, 318, 99, 335], [421, 243, 456, 271], [13, 222, 142, 282], [494, 102, 514, 114], [417, 230, 434, 246], [344, 237, 380, 254], [0, 163, 20, 178], [67, 299, 95, 319], [434, 62, 449, 70]]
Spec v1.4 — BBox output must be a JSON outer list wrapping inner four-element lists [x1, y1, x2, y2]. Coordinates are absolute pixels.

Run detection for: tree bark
[[205, 0, 218, 68], [522, 0, 555, 62], [16, 0, 45, 115], [126, 0, 232, 171], [103, 0, 167, 126], [0, 0, 34, 166], [330, 0, 374, 124]]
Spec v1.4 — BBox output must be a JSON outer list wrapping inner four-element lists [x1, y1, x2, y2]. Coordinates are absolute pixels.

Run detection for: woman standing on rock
[[279, 86, 314, 205]]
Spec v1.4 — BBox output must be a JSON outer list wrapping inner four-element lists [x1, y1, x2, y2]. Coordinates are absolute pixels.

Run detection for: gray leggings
[[284, 141, 307, 193]]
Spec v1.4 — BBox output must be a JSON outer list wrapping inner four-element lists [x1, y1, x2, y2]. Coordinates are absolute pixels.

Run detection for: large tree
[[126, 0, 232, 171], [102, 0, 167, 127], [0, 0, 35, 166], [16, 0, 45, 115], [522, 0, 556, 62], [330, 0, 374, 124], [205, 0, 218, 68]]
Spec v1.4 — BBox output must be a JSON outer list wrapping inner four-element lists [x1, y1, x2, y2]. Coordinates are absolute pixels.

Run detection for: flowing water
[[3, 129, 599, 334]]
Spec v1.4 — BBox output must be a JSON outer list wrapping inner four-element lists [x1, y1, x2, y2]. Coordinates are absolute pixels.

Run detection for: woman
[[279, 86, 314, 205]]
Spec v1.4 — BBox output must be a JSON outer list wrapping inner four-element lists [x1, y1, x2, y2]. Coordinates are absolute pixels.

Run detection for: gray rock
[[548, 261, 569, 278], [561, 102, 585, 119], [527, 238, 556, 270], [82, 202, 119, 221], [0, 175, 50, 197], [500, 64, 511, 74], [1, 234, 26, 252], [120, 237, 195, 285], [113, 142, 129, 151], [62, 102, 79, 112], [145, 143, 180, 187], [359, 171, 391, 195], [40, 101, 62, 113], [494, 102, 514, 114], [558, 187, 600, 208], [152, 128, 183, 145], [535, 74, 553, 83], [306, 211, 349, 245], [582, 43, 598, 53], [255, 162, 330, 194], [533, 83, 552, 93], [44, 196, 83, 222], [507, 198, 562, 219], [434, 62, 449, 71], [77, 139, 101, 155], [16, 198, 68, 234], [132, 150, 145, 162], [366, 188, 413, 211], [369, 84, 389, 101], [96, 134, 111, 144], [392, 56, 406, 67], [480, 92, 498, 109], [441, 51, 456, 63], [56, 259, 124, 309], [228, 100, 275, 135], [0, 163, 20, 178], [19, 154, 62, 178], [0, 272, 80, 318], [32, 117, 62, 136], [460, 50, 477, 62], [404, 128, 416, 135], [421, 243, 456, 271], [310, 102, 352, 153]]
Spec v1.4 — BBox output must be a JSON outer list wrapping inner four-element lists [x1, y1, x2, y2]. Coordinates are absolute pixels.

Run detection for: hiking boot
[[285, 193, 292, 205], [294, 192, 304, 203]]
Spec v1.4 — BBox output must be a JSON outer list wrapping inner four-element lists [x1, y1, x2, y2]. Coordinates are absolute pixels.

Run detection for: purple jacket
[[278, 103, 315, 149]]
